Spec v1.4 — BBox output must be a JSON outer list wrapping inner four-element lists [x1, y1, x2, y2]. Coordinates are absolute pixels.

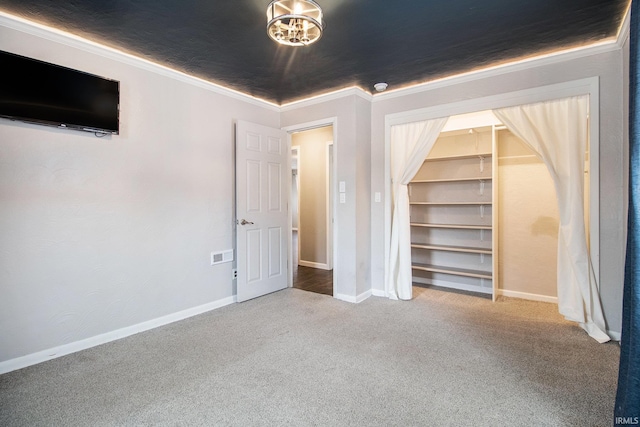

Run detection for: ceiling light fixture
[[267, 0, 324, 46]]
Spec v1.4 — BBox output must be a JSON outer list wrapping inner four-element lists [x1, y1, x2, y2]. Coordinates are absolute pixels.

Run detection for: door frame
[[326, 141, 334, 270], [290, 145, 301, 273], [291, 145, 300, 233], [283, 117, 338, 296]]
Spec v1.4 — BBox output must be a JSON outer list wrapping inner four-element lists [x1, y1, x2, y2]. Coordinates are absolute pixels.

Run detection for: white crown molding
[[282, 4, 630, 108], [371, 26, 627, 104], [616, 1, 631, 48], [0, 12, 281, 112], [1, 5, 630, 111], [280, 86, 373, 111]]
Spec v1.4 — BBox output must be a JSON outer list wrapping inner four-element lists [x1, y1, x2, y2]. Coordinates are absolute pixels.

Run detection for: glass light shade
[[267, 0, 324, 46]]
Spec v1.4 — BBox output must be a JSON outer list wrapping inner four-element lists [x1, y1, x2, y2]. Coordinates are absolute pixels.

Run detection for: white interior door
[[236, 120, 289, 302]]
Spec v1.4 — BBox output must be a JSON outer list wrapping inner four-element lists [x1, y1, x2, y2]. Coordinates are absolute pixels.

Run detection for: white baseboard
[[356, 290, 372, 303], [0, 295, 237, 375], [413, 277, 492, 295], [335, 289, 372, 304], [375, 282, 556, 304], [334, 293, 353, 303], [607, 330, 621, 341], [298, 260, 331, 270], [371, 289, 387, 298], [496, 289, 558, 304]]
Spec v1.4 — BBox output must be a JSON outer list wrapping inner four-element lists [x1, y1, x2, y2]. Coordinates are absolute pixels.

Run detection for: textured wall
[[498, 132, 559, 299], [0, 23, 280, 364]]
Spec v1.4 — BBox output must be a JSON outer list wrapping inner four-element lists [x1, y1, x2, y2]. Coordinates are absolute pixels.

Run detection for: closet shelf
[[498, 154, 538, 160], [411, 263, 493, 280], [410, 223, 492, 230], [410, 177, 492, 184], [410, 127, 497, 297], [410, 201, 492, 206], [423, 152, 492, 162], [411, 243, 492, 254]]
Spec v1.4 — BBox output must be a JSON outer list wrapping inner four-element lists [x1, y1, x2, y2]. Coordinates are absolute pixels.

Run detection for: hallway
[[292, 230, 333, 296]]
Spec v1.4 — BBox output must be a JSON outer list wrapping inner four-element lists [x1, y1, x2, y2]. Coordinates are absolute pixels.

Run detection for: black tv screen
[[0, 50, 119, 135]]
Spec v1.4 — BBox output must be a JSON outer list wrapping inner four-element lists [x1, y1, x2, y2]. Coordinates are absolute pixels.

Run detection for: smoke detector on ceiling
[[374, 82, 388, 92]]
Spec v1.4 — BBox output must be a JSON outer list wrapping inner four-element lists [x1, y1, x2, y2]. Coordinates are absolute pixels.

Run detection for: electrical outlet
[[232, 269, 238, 280]]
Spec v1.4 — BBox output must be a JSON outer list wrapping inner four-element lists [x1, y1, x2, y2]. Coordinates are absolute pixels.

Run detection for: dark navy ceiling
[[0, 0, 630, 104]]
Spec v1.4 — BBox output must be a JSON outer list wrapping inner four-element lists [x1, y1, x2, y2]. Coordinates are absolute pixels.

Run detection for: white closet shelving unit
[[409, 125, 499, 299]]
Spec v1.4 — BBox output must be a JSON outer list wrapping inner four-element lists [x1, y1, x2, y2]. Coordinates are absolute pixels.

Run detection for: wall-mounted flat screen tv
[[0, 50, 120, 135]]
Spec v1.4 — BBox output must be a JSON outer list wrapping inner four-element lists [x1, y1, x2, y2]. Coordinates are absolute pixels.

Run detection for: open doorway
[[290, 125, 334, 296]]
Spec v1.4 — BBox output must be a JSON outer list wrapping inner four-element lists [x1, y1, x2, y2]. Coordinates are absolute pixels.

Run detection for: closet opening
[[385, 82, 607, 341], [408, 109, 588, 304]]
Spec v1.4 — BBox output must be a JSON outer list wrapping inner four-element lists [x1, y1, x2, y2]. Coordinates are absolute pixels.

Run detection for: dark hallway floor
[[292, 230, 333, 296]]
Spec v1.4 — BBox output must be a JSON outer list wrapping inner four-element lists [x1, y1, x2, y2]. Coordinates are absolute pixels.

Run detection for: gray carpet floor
[[0, 286, 621, 426]]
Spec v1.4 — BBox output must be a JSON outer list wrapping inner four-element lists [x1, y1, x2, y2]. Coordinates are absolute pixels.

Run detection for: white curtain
[[493, 96, 610, 343], [386, 117, 449, 300]]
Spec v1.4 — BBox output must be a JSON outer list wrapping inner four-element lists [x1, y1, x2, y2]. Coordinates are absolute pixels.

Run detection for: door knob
[[239, 219, 254, 225]]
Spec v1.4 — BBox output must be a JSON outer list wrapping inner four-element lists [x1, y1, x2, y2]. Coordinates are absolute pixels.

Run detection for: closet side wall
[[498, 131, 559, 300]]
